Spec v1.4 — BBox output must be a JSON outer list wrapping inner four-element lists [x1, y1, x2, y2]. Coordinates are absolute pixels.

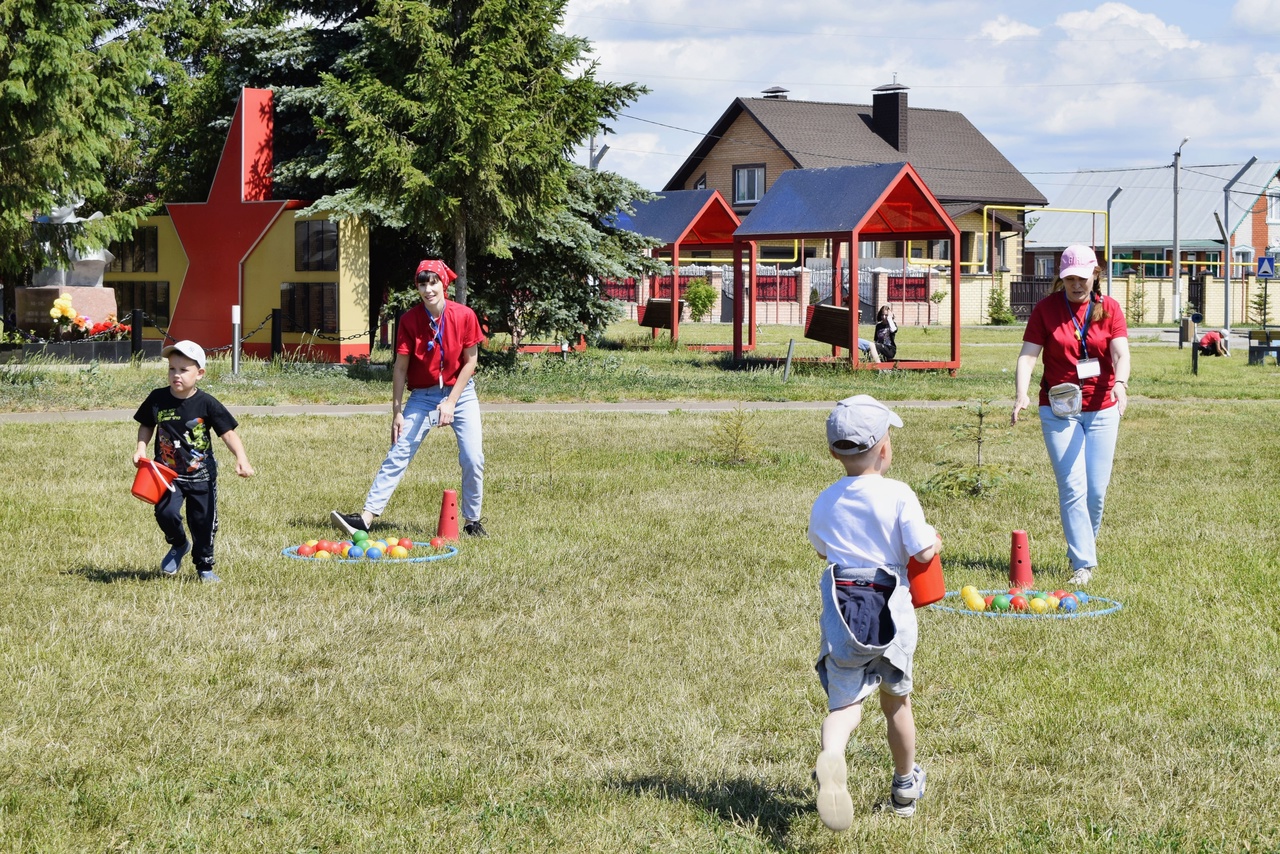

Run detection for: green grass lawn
[[2, 321, 1277, 412], [1, 324, 1279, 851]]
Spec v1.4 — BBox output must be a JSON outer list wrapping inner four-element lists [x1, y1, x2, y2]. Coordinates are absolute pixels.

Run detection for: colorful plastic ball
[[1060, 593, 1079, 607], [305, 539, 319, 547], [315, 549, 332, 560], [352, 529, 369, 542], [344, 545, 361, 559], [961, 585, 978, 599], [963, 593, 986, 612], [1010, 595, 1029, 611], [1059, 596, 1078, 613], [1045, 595, 1061, 610], [1073, 591, 1090, 605], [389, 545, 409, 559], [1029, 597, 1049, 614], [429, 536, 445, 549], [397, 537, 414, 550], [1052, 589, 1068, 600], [297, 543, 316, 557], [993, 594, 1011, 611], [365, 547, 383, 560], [983, 595, 995, 609]]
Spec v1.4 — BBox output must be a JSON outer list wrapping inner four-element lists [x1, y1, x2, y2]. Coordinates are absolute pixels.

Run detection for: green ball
[[353, 529, 370, 542], [993, 594, 1011, 611]]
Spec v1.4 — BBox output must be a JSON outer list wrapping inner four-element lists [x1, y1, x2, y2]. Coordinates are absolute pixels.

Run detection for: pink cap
[[1058, 245, 1099, 280], [415, 259, 457, 283]]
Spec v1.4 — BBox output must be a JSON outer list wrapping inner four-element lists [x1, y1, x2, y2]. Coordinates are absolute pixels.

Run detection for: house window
[[108, 227, 159, 273], [109, 280, 170, 324], [733, 164, 765, 205], [1268, 193, 1280, 224], [295, 220, 339, 272], [693, 172, 707, 190], [1035, 255, 1053, 278], [281, 281, 338, 333]]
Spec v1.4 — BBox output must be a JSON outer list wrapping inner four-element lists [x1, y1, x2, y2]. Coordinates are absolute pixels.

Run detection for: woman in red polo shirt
[[332, 259, 488, 537], [1011, 245, 1130, 587]]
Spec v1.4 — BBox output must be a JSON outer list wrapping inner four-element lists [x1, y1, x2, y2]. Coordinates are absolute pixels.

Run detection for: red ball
[[398, 537, 414, 550], [1010, 595, 1029, 611], [1052, 589, 1068, 599], [429, 536, 445, 549], [983, 595, 995, 608], [297, 544, 316, 557]]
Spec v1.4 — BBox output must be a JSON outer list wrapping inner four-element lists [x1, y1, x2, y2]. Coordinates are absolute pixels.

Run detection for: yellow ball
[[1045, 595, 1061, 610], [1029, 597, 1048, 614], [389, 545, 409, 559], [962, 592, 986, 611], [960, 585, 978, 599], [315, 549, 332, 560]]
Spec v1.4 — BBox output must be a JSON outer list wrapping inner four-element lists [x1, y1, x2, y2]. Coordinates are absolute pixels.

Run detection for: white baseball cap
[[826, 394, 903, 455], [161, 340, 206, 369]]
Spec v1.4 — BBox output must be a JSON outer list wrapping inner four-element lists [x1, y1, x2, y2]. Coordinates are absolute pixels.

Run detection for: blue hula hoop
[[928, 589, 1123, 619], [280, 542, 459, 564]]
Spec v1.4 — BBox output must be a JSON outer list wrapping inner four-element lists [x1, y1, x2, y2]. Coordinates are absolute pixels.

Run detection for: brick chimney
[[872, 83, 909, 152]]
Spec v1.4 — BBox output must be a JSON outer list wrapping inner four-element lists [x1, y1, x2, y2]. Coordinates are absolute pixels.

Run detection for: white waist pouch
[[1048, 382, 1083, 417]]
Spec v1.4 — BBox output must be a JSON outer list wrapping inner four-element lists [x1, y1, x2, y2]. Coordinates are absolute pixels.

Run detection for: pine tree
[[301, 0, 645, 304], [0, 0, 158, 275]]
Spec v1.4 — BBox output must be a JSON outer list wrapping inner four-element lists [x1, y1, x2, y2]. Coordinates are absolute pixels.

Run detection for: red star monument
[[166, 88, 295, 347]]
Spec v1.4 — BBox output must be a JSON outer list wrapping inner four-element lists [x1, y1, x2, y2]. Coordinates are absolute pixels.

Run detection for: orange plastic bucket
[[906, 552, 946, 608], [132, 458, 178, 504]]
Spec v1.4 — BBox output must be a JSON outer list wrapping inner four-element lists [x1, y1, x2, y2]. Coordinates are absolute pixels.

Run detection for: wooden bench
[[1249, 329, 1280, 365], [805, 303, 862, 349], [637, 298, 685, 329]]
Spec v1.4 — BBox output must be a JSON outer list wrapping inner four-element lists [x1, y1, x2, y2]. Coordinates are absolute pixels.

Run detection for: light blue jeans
[[364, 381, 484, 523], [1038, 405, 1120, 571]]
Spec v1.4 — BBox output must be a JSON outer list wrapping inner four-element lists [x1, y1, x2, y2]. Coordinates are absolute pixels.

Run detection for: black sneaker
[[330, 510, 368, 536], [197, 569, 221, 584], [463, 520, 488, 537]]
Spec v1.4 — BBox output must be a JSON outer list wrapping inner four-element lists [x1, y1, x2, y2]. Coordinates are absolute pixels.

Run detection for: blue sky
[[562, 0, 1280, 200]]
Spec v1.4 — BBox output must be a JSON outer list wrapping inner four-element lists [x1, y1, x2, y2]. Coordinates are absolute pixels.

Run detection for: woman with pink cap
[[1011, 245, 1131, 587]]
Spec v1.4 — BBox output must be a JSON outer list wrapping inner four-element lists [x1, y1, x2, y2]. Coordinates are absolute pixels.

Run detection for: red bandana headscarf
[[415, 259, 457, 283]]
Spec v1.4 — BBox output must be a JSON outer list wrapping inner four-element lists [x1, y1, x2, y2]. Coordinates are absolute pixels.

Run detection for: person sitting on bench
[[1197, 329, 1230, 357]]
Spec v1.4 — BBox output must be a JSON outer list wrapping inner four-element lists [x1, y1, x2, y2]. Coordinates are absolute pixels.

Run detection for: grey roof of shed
[[736, 162, 949, 237], [1027, 160, 1280, 251], [611, 189, 716, 243], [664, 97, 1047, 207]]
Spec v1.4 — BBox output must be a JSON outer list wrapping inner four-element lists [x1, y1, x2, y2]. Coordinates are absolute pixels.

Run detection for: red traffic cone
[[1009, 529, 1033, 589], [437, 489, 460, 541]]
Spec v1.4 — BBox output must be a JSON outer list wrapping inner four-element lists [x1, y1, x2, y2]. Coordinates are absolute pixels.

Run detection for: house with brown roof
[[664, 84, 1048, 324]]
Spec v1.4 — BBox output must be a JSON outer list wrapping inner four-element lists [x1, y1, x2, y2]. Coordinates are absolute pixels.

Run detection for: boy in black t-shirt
[[133, 341, 254, 583]]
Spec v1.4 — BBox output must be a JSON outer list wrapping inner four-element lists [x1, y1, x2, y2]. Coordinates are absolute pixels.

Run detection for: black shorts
[[835, 583, 893, 647]]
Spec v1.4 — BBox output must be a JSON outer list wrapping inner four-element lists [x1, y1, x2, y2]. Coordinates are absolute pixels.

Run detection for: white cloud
[[981, 15, 1040, 42], [1232, 0, 1280, 32]]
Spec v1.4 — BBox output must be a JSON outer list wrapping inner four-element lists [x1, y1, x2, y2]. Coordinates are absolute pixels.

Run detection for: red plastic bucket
[[132, 458, 178, 504], [906, 552, 946, 608]]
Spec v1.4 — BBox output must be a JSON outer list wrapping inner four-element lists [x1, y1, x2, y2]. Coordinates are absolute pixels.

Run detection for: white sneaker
[[890, 763, 926, 817], [1070, 568, 1093, 586], [814, 749, 854, 832]]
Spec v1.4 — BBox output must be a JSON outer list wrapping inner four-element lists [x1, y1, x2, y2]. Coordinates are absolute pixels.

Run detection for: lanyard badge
[[1066, 292, 1100, 379], [427, 308, 446, 388]]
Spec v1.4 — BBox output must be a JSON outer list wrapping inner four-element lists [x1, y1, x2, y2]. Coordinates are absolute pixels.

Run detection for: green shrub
[[683, 278, 716, 322], [987, 284, 1016, 325]]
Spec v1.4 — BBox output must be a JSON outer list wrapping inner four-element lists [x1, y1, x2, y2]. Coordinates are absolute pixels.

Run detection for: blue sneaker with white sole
[[161, 542, 190, 576], [890, 763, 926, 817]]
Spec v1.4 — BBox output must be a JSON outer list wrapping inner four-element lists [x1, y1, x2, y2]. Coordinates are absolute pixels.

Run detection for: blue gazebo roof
[[734, 162, 953, 240], [612, 189, 740, 247]]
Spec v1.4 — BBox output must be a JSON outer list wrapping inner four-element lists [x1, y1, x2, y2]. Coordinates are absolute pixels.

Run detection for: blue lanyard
[[427, 306, 446, 387], [1065, 291, 1094, 359]]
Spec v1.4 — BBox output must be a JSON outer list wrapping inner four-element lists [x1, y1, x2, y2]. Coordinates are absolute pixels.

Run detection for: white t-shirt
[[808, 475, 936, 570]]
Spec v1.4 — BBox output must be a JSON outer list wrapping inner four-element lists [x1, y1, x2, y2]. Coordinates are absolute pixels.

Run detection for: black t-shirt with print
[[133, 388, 237, 482]]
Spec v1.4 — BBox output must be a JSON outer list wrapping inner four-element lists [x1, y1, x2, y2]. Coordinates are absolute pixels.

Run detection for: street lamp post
[[1172, 137, 1189, 321]]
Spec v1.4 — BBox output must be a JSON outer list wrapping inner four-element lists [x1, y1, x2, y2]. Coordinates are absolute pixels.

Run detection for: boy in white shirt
[[807, 395, 941, 830]]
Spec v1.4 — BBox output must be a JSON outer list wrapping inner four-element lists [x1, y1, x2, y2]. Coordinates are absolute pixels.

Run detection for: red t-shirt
[[1199, 330, 1222, 348], [396, 300, 485, 389], [1023, 292, 1128, 411]]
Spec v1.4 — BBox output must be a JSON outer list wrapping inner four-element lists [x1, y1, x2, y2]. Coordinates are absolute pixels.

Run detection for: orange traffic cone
[[1009, 530, 1033, 589], [437, 489, 460, 541]]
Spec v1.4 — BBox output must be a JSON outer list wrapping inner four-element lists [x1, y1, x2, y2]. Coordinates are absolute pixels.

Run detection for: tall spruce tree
[[302, 0, 644, 305], [0, 0, 158, 276]]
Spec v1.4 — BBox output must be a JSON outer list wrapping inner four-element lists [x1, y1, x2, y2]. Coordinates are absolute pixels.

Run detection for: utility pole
[[1223, 158, 1256, 332], [588, 135, 610, 171], [1172, 137, 1189, 318]]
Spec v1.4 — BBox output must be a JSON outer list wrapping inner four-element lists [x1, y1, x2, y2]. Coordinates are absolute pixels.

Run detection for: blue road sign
[[1258, 256, 1275, 278]]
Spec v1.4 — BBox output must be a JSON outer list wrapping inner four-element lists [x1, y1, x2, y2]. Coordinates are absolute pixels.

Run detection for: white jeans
[[364, 382, 484, 522], [1038, 405, 1120, 571]]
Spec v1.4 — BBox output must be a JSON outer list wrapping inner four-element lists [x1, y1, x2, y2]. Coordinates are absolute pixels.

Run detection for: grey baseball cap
[[826, 394, 903, 455]]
